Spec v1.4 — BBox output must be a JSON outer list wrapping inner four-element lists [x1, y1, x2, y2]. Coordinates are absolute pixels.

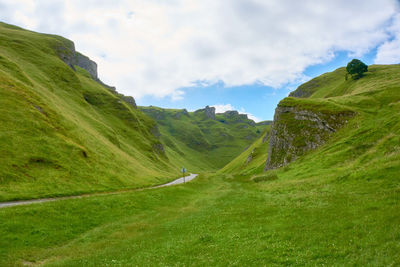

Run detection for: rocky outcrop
[[76, 52, 98, 79], [194, 106, 216, 120], [220, 110, 256, 126], [120, 95, 137, 109], [55, 40, 139, 109], [224, 110, 239, 118], [56, 43, 98, 80], [262, 131, 269, 143], [265, 102, 355, 170]]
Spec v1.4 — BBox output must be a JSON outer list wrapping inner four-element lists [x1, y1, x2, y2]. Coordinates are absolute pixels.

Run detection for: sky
[[1, 0, 399, 121]]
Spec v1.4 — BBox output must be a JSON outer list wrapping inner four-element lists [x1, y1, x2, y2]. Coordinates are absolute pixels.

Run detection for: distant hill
[[140, 105, 269, 171]]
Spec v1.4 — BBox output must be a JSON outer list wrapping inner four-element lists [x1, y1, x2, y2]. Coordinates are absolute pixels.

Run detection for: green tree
[[346, 59, 368, 79]]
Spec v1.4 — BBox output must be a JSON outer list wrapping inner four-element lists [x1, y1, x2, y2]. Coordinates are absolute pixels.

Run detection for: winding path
[[0, 173, 198, 209]]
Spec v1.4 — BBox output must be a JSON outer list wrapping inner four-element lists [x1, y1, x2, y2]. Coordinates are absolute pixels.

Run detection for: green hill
[[219, 126, 271, 174], [140, 106, 269, 171], [221, 64, 400, 181], [0, 22, 185, 201]]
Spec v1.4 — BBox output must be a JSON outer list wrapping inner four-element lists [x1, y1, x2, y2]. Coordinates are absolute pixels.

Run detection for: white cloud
[[375, 14, 400, 64], [0, 0, 399, 100], [212, 104, 236, 114], [212, 104, 261, 122]]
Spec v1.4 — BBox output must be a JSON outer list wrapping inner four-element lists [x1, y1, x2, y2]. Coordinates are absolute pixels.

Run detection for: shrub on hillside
[[346, 59, 368, 80]]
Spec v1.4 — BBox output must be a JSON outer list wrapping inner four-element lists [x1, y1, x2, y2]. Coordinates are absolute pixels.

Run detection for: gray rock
[[121, 95, 137, 108], [224, 110, 239, 118], [262, 132, 269, 143], [56, 43, 97, 80], [265, 105, 355, 170], [75, 52, 97, 80], [194, 106, 216, 120]]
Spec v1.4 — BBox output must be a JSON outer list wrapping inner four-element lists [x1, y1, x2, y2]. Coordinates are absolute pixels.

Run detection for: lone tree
[[346, 59, 368, 80]]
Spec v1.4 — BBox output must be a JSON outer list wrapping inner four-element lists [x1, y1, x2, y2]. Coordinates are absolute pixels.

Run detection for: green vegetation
[[219, 126, 270, 174], [290, 64, 400, 98], [1, 22, 399, 266], [0, 22, 182, 201], [140, 106, 268, 171], [346, 59, 368, 80], [1, 167, 399, 265]]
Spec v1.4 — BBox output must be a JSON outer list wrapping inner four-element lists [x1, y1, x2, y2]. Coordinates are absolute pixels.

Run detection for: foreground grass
[[1, 168, 399, 266]]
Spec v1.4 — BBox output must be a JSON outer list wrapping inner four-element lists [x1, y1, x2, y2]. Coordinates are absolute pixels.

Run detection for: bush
[[346, 59, 368, 79]]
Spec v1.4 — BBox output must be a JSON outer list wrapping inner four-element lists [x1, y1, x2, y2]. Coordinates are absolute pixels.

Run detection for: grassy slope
[[221, 64, 400, 176], [140, 106, 268, 171], [0, 22, 181, 201], [220, 126, 270, 174]]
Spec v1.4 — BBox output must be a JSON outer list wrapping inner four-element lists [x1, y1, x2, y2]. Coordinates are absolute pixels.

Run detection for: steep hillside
[[222, 64, 400, 177], [0, 22, 181, 201], [140, 106, 270, 170], [219, 126, 271, 174]]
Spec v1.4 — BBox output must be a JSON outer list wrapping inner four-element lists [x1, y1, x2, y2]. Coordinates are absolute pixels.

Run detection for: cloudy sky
[[1, 0, 399, 121]]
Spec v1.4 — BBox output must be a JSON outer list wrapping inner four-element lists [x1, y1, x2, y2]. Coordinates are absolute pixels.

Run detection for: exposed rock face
[[265, 104, 355, 170], [224, 110, 239, 118], [195, 105, 216, 120], [262, 131, 269, 143], [204, 106, 216, 120], [221, 111, 256, 126], [121, 95, 137, 108], [56, 43, 98, 80], [56, 40, 139, 109], [76, 52, 98, 79]]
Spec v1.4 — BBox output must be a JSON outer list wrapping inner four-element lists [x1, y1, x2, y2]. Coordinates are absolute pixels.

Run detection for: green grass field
[[1, 169, 399, 266]]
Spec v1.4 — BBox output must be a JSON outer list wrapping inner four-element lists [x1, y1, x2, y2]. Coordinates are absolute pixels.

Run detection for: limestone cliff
[[265, 98, 355, 170], [194, 105, 216, 120], [55, 39, 137, 109]]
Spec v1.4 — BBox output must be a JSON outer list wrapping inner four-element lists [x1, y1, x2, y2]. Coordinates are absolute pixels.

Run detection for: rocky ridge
[[56, 40, 136, 108]]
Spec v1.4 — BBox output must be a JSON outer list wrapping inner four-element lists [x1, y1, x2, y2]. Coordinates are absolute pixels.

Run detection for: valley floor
[[1, 171, 399, 266], [0, 174, 198, 209]]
